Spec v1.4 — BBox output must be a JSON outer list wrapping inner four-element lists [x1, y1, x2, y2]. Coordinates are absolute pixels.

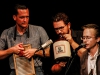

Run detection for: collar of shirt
[[88, 48, 99, 75]]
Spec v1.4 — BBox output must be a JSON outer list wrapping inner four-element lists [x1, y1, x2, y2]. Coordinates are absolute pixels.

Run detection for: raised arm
[[63, 29, 86, 57]]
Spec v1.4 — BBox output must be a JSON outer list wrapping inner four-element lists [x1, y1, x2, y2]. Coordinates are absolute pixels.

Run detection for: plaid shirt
[[0, 24, 49, 69]]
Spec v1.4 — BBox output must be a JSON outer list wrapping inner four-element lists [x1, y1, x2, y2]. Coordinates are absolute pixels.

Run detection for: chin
[[85, 47, 89, 49], [22, 25, 28, 28], [85, 45, 89, 49]]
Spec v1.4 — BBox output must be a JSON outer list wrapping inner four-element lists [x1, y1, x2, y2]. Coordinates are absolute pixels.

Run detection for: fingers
[[17, 50, 20, 54], [62, 29, 72, 41], [19, 44, 23, 48], [68, 29, 71, 35], [59, 62, 67, 67], [18, 43, 24, 48], [13, 43, 24, 54], [23, 50, 31, 58]]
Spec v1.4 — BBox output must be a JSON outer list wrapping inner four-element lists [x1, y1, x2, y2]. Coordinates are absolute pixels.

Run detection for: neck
[[16, 25, 27, 35], [89, 44, 99, 56]]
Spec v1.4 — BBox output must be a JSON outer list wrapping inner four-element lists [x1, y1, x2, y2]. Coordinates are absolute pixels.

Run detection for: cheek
[[87, 40, 97, 47], [83, 40, 93, 47], [87, 40, 94, 44], [64, 28, 69, 34], [55, 31, 59, 34], [16, 19, 22, 23], [27, 18, 29, 21]]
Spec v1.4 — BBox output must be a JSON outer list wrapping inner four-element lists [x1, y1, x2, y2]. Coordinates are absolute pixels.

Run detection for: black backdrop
[[0, 0, 100, 38], [0, 0, 100, 75]]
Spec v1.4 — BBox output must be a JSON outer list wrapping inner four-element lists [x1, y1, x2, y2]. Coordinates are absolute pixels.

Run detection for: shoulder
[[71, 29, 83, 44], [80, 50, 88, 63], [29, 24, 45, 29], [72, 29, 82, 34], [0, 26, 15, 39], [29, 24, 46, 32], [71, 29, 82, 37], [1, 26, 15, 35]]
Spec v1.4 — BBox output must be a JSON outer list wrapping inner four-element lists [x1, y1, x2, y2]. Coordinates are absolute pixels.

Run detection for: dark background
[[0, 0, 100, 36], [0, 0, 100, 75]]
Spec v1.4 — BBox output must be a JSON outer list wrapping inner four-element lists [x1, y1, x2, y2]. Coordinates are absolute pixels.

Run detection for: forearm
[[35, 47, 50, 57], [69, 39, 86, 57], [0, 48, 13, 59], [70, 39, 79, 50]]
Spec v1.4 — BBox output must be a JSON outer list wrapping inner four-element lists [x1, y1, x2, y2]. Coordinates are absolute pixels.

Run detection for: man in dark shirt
[[50, 12, 82, 75]]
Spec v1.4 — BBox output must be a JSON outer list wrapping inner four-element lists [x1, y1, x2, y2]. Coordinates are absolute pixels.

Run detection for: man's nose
[[83, 39, 87, 44], [23, 17, 27, 21]]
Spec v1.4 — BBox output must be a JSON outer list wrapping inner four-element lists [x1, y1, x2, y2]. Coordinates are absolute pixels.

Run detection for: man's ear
[[67, 22, 71, 29], [97, 37, 100, 42], [13, 15, 16, 21]]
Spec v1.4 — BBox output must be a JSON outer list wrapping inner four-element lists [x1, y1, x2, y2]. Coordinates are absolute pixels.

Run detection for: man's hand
[[51, 64, 62, 73], [11, 43, 24, 54], [63, 29, 74, 44], [23, 48, 37, 59], [51, 61, 67, 73], [58, 61, 67, 67]]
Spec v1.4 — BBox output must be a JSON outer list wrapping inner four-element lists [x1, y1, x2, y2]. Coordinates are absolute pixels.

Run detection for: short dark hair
[[13, 4, 28, 15], [82, 24, 100, 38], [52, 12, 70, 25]]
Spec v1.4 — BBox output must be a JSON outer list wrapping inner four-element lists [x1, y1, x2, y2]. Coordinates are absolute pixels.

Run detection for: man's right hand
[[58, 61, 67, 67], [11, 43, 24, 54], [51, 61, 67, 73]]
